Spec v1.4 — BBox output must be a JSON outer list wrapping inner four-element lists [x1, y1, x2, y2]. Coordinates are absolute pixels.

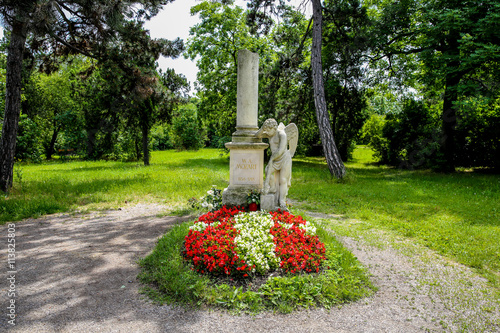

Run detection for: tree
[[23, 61, 84, 159], [171, 103, 205, 150], [73, 61, 118, 159], [188, 1, 322, 155], [186, 1, 272, 141], [247, 0, 346, 178], [310, 0, 346, 178], [0, 0, 177, 192], [259, 9, 321, 156], [322, 0, 371, 161], [0, 1, 31, 192], [368, 0, 500, 170], [98, 20, 185, 165]]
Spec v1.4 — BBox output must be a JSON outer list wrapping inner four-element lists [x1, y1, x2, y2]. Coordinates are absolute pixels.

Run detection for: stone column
[[222, 50, 268, 207], [234, 49, 259, 139]]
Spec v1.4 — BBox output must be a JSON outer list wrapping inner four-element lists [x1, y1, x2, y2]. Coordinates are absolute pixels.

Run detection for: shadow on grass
[[294, 161, 500, 227], [292, 157, 500, 276]]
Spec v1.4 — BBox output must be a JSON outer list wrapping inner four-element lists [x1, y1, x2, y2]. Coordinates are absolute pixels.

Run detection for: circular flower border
[[183, 206, 326, 278]]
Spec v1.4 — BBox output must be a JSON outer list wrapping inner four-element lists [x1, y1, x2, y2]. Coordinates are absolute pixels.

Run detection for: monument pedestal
[[222, 141, 268, 207], [260, 193, 276, 211], [222, 49, 268, 208], [221, 50, 297, 211]]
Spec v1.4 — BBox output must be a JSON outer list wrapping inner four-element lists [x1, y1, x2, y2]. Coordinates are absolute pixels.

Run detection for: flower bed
[[183, 206, 326, 278], [139, 208, 374, 313]]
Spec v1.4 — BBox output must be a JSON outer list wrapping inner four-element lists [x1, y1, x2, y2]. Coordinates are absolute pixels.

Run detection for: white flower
[[233, 212, 279, 274], [279, 221, 316, 235], [189, 221, 220, 232], [189, 222, 208, 232]]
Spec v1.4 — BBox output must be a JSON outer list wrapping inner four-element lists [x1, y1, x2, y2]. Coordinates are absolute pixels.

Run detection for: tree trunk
[[142, 124, 149, 166], [0, 19, 27, 193], [46, 126, 59, 159], [439, 32, 462, 172], [311, 0, 346, 179], [86, 129, 96, 159], [135, 134, 142, 160], [440, 71, 460, 172]]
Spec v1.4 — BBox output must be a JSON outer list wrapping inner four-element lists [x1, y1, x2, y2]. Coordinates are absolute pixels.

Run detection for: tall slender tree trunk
[[0, 19, 28, 193], [142, 124, 149, 166], [439, 34, 461, 173], [46, 126, 59, 159], [311, 0, 346, 179], [440, 71, 460, 172]]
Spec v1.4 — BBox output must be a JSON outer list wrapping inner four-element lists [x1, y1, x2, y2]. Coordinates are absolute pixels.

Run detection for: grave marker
[[222, 50, 268, 207]]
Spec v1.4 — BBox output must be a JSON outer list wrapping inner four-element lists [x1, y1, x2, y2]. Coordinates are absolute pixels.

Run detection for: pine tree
[[0, 0, 177, 192]]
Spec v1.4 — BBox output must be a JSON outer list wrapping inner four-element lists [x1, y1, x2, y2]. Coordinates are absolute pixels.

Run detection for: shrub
[[455, 96, 500, 169], [360, 114, 387, 162], [106, 130, 141, 162], [150, 123, 173, 151], [172, 104, 206, 150], [55, 109, 87, 157], [378, 99, 442, 169], [325, 80, 369, 161], [15, 114, 43, 163], [200, 185, 223, 211]]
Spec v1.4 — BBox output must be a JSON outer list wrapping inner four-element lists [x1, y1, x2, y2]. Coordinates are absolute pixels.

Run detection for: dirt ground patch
[[1, 204, 498, 332]]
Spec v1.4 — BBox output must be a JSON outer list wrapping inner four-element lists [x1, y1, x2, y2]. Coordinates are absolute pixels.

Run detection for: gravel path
[[1, 204, 498, 332]]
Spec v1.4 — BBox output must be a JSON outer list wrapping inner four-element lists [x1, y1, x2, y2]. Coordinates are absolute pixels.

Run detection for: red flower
[[183, 206, 326, 277]]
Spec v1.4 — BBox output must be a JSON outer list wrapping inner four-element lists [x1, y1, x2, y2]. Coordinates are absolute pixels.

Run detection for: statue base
[[260, 193, 288, 212], [222, 140, 268, 208], [260, 194, 276, 211], [222, 186, 259, 208]]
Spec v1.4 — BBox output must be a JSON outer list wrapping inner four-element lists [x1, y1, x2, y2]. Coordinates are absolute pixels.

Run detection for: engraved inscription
[[232, 153, 261, 185], [236, 158, 257, 170]]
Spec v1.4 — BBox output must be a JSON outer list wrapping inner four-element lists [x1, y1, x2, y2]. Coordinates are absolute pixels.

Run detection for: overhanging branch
[[46, 27, 96, 59]]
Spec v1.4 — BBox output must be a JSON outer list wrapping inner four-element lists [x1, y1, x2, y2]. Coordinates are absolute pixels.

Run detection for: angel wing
[[284, 123, 299, 158]]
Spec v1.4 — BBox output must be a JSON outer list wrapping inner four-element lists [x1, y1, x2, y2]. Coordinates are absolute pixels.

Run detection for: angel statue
[[256, 119, 298, 209]]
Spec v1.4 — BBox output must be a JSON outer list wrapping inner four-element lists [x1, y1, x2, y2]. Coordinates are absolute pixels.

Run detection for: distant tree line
[[192, 0, 499, 171], [1, 0, 499, 192], [4, 53, 191, 163], [0, 0, 187, 192]]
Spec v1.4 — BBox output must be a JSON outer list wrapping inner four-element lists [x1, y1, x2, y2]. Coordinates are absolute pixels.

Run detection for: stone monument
[[222, 50, 268, 207], [256, 119, 298, 211]]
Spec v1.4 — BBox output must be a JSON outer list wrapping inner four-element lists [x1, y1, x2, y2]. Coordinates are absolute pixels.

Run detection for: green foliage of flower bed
[[138, 209, 374, 313]]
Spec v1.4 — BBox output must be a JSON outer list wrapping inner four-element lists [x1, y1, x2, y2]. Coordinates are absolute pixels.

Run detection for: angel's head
[[256, 118, 278, 138]]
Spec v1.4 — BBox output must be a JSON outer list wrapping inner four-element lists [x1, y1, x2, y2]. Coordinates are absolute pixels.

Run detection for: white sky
[[144, 0, 208, 89], [145, 0, 310, 92]]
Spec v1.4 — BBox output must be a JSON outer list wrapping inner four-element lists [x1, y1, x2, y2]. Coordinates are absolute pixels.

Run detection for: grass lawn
[[1, 149, 229, 221], [3, 147, 499, 287], [293, 146, 500, 287]]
